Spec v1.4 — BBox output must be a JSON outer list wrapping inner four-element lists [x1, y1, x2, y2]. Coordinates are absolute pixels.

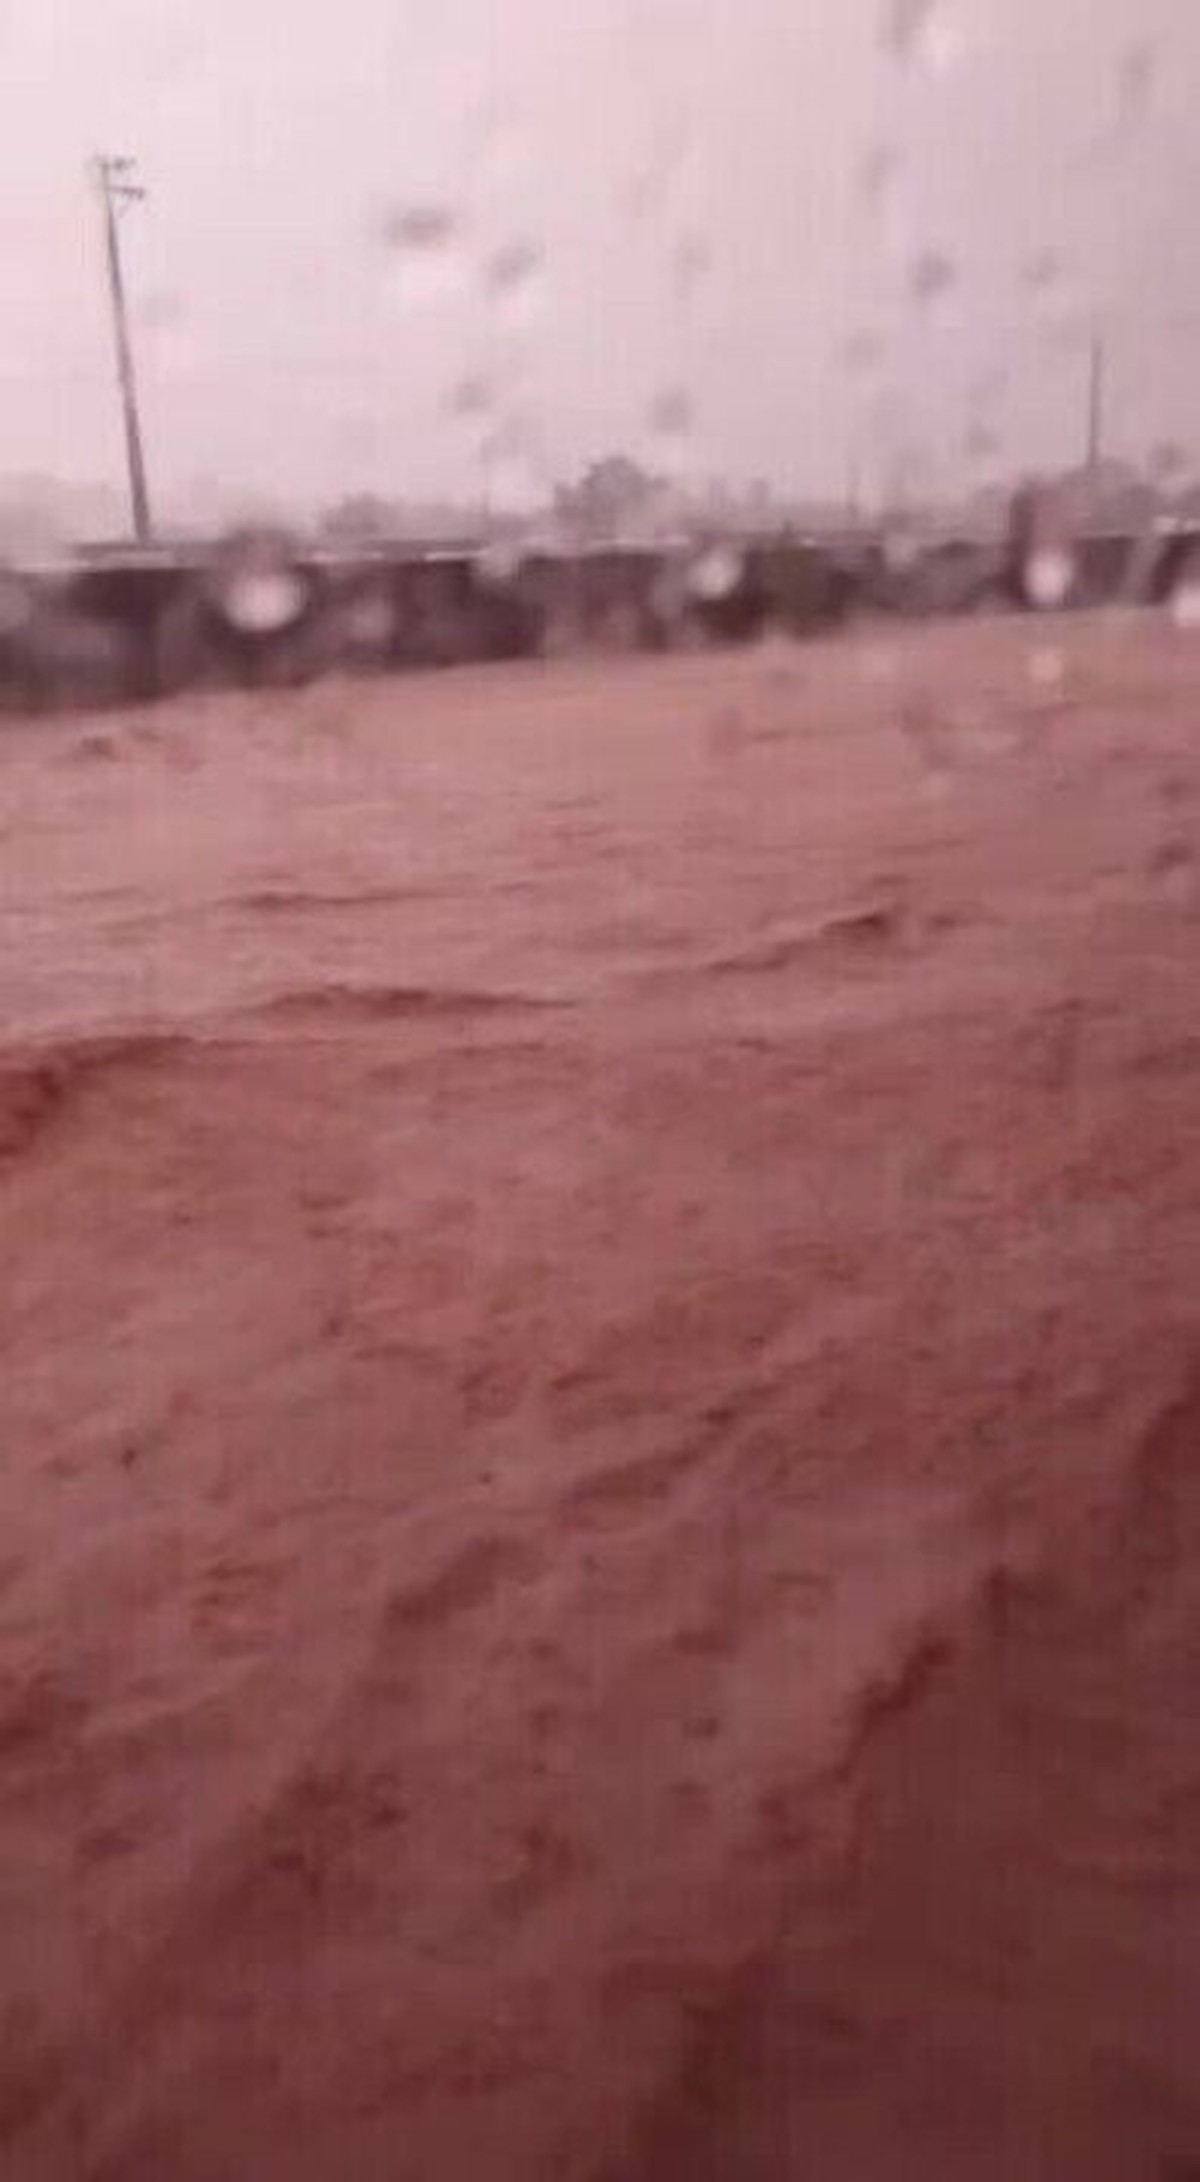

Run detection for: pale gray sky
[[0, 0, 1197, 517]]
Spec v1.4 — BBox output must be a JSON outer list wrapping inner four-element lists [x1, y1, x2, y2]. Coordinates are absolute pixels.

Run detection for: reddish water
[[1, 620, 1197, 2178]]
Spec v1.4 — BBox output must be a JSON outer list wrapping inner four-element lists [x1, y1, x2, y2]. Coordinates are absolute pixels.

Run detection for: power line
[[90, 154, 153, 544]]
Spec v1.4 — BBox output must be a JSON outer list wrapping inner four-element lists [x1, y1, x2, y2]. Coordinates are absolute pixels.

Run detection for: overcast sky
[[0, 0, 1197, 519]]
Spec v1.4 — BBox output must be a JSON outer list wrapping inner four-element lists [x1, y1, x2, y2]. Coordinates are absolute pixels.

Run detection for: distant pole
[[1085, 329, 1105, 484], [845, 436, 863, 527], [91, 154, 152, 544], [479, 429, 503, 534]]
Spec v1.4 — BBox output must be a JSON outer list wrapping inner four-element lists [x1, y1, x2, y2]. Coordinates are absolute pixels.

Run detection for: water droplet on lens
[[225, 570, 309, 637], [884, 0, 958, 72], [484, 239, 542, 305], [138, 289, 196, 378], [648, 386, 693, 439], [688, 543, 743, 602], [909, 247, 956, 310], [378, 202, 457, 254], [671, 232, 712, 302], [1148, 441, 1188, 484], [1167, 542, 1200, 629], [445, 373, 494, 422], [376, 201, 462, 307], [1023, 547, 1075, 612], [626, 111, 690, 222], [1023, 247, 1064, 294], [882, 523, 922, 576], [1116, 39, 1155, 122], [860, 143, 900, 210], [965, 419, 1000, 464], [475, 540, 524, 587], [842, 330, 885, 376]]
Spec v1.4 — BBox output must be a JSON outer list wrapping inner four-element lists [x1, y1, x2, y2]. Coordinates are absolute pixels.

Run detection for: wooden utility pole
[[1085, 330, 1106, 484], [91, 154, 152, 544]]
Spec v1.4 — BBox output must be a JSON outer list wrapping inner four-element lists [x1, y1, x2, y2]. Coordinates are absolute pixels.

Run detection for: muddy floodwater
[[1, 617, 1198, 2179]]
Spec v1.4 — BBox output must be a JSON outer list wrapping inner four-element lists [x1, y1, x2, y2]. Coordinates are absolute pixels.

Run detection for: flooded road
[[1, 618, 1197, 2178]]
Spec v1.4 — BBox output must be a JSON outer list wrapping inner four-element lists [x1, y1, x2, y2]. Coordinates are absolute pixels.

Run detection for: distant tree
[[319, 493, 397, 543], [553, 455, 662, 540]]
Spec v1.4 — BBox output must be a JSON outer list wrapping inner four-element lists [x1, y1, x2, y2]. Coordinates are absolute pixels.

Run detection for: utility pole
[[91, 154, 152, 544], [480, 431, 496, 533], [1085, 329, 1106, 485], [844, 436, 863, 528]]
